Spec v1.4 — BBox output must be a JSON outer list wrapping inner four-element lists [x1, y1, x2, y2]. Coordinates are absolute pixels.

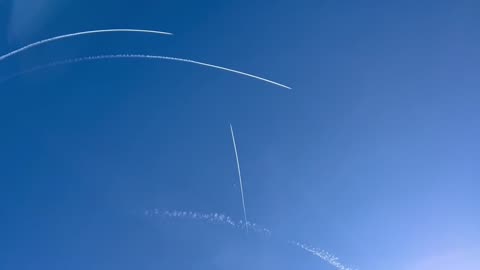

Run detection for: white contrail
[[145, 208, 356, 268], [229, 124, 249, 233], [0, 29, 173, 62], [144, 209, 271, 235], [0, 54, 292, 90], [290, 241, 357, 270]]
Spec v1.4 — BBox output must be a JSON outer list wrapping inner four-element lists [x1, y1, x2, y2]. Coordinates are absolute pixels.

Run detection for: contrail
[[144, 209, 271, 235], [290, 241, 357, 270], [229, 124, 249, 233], [0, 54, 292, 89], [0, 29, 173, 62], [145, 208, 356, 269]]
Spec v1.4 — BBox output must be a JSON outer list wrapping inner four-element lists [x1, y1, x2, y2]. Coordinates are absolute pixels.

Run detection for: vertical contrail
[[229, 124, 249, 232]]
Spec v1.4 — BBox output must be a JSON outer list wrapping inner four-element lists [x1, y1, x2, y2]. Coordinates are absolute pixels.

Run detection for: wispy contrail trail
[[0, 29, 173, 62], [0, 54, 292, 89], [145, 209, 271, 235], [229, 124, 249, 233], [145, 208, 356, 269], [290, 241, 357, 270]]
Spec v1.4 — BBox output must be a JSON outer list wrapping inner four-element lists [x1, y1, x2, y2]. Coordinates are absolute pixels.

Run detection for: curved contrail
[[0, 54, 292, 89], [229, 124, 249, 233], [145, 208, 356, 269], [0, 29, 173, 62]]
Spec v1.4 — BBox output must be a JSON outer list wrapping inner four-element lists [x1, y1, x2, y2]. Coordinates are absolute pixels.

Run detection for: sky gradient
[[1, 1, 479, 269]]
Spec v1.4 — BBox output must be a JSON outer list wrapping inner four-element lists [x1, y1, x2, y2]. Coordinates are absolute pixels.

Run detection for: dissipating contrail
[[0, 54, 292, 89], [145, 208, 356, 269], [229, 124, 249, 233], [145, 209, 271, 235], [0, 29, 173, 62], [290, 241, 357, 270]]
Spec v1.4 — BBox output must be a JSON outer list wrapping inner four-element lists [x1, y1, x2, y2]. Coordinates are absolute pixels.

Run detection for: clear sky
[[1, 1, 479, 269]]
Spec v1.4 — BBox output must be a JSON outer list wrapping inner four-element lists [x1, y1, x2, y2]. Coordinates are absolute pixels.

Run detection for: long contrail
[[145, 208, 356, 269], [229, 124, 249, 233], [0, 29, 172, 62], [0, 54, 292, 89]]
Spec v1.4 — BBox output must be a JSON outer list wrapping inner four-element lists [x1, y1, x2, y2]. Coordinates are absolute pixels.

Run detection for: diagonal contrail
[[0, 54, 292, 89], [290, 241, 357, 270], [0, 28, 173, 62], [229, 124, 249, 232]]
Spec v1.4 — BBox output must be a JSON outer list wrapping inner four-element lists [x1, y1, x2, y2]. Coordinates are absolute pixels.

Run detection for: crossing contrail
[[0, 29, 172, 62], [0, 54, 292, 89], [229, 124, 249, 233]]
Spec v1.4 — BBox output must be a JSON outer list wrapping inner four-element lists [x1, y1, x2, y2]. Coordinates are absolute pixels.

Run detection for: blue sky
[[1, 1, 479, 269]]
